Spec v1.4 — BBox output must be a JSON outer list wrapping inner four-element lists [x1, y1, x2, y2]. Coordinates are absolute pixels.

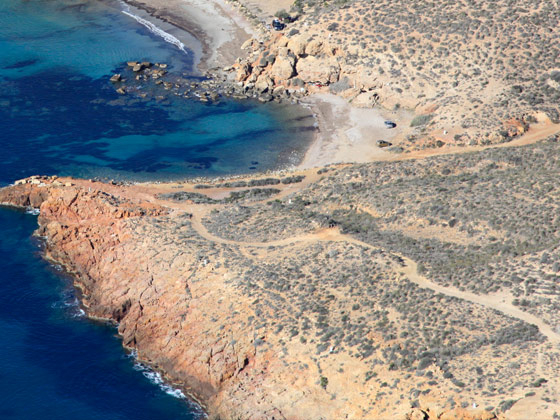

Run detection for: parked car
[[376, 140, 392, 148], [384, 120, 397, 128], [272, 19, 285, 31]]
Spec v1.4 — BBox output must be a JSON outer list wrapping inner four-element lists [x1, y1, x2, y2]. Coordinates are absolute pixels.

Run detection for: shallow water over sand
[[0, 0, 315, 418], [0, 0, 315, 183]]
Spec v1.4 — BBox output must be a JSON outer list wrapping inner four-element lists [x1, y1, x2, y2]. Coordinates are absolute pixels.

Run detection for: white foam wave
[[51, 294, 86, 318], [64, 297, 80, 308], [121, 10, 186, 53], [133, 362, 186, 399], [128, 359, 207, 417], [71, 308, 86, 318], [25, 207, 40, 215]]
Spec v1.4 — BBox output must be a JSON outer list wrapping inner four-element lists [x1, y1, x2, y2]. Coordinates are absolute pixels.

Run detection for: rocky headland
[[4, 0, 560, 419], [3, 136, 560, 419]]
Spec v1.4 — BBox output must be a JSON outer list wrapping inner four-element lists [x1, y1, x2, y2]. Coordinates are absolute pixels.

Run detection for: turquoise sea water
[[0, 0, 315, 418], [0, 0, 315, 183]]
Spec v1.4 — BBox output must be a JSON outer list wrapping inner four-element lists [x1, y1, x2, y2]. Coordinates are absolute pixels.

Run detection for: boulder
[[132, 63, 144, 72], [258, 53, 276, 68], [323, 41, 339, 56], [246, 72, 258, 83], [287, 36, 307, 56], [110, 74, 122, 83], [277, 46, 289, 57], [406, 408, 428, 420], [295, 56, 340, 84], [272, 86, 286, 96], [236, 62, 252, 82], [127, 61, 138, 67], [240, 38, 254, 50], [258, 94, 273, 102], [255, 75, 273, 93], [274, 36, 289, 48], [270, 54, 297, 81], [305, 39, 323, 56]]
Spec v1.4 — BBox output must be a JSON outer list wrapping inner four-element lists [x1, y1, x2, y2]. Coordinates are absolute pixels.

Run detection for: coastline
[[298, 93, 401, 169], [3, 0, 560, 418], [40, 243, 210, 415], [5, 169, 559, 419], [121, 0, 256, 73], [116, 0, 413, 170]]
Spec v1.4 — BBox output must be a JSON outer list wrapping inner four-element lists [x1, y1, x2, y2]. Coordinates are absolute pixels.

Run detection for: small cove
[[0, 0, 316, 417]]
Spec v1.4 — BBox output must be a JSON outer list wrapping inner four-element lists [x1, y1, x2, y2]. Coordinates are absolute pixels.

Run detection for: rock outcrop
[[0, 178, 513, 420]]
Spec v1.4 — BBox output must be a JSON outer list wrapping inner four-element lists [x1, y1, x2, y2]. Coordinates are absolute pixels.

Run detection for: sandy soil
[[299, 93, 560, 168], [126, 0, 256, 71], [298, 93, 410, 168]]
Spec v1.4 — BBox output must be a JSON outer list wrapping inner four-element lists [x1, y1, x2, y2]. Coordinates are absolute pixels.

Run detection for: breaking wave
[[125, 351, 207, 418], [121, 7, 187, 53]]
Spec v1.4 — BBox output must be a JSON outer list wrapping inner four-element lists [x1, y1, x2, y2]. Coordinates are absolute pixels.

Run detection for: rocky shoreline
[[0, 177, 302, 419], [11, 150, 560, 420], [1, 175, 516, 420], [108, 58, 303, 105]]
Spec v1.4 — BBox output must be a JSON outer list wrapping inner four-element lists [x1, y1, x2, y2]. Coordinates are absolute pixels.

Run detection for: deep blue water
[[0, 209, 203, 419], [0, 0, 315, 183], [0, 0, 315, 418]]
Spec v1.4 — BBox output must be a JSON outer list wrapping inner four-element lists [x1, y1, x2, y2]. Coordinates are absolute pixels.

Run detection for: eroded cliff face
[[0, 176, 526, 420], [0, 179, 259, 417]]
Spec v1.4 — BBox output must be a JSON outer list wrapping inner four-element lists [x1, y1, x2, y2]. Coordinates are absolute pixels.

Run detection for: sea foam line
[[25, 207, 40, 216], [126, 352, 208, 418], [121, 9, 187, 53]]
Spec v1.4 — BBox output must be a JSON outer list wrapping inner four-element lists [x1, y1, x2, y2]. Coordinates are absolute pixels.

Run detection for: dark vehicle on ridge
[[376, 140, 392, 148], [272, 19, 285, 31]]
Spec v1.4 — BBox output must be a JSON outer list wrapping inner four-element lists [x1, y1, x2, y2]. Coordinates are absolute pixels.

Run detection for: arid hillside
[[233, 0, 560, 150], [4, 135, 560, 419]]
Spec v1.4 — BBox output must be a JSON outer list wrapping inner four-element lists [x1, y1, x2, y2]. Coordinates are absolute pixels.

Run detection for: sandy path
[[298, 93, 560, 169], [379, 119, 560, 163], [398, 258, 560, 346], [188, 211, 560, 346]]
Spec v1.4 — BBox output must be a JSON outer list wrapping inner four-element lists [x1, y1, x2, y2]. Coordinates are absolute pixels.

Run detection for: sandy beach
[[121, 0, 418, 170], [124, 0, 256, 71], [298, 93, 404, 169]]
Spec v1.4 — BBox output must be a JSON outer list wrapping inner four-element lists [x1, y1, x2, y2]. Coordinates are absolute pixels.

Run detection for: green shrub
[[410, 114, 433, 127]]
